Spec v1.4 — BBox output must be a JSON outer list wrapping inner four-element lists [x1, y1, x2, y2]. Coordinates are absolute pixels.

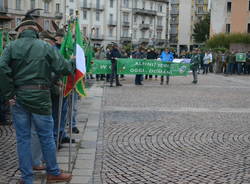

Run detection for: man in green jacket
[[0, 20, 74, 183], [190, 49, 201, 84]]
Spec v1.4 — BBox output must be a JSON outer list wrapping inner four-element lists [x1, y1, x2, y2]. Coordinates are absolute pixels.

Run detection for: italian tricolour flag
[[74, 18, 86, 96]]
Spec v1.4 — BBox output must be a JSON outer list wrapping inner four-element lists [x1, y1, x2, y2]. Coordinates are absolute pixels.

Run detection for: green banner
[[91, 59, 190, 76], [236, 53, 246, 62], [91, 59, 112, 74]]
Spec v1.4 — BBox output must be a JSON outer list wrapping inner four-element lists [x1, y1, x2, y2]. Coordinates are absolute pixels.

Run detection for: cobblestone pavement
[[94, 74, 250, 184], [0, 124, 19, 184]]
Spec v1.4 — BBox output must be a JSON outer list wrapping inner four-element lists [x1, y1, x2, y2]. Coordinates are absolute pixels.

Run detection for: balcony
[[156, 25, 163, 30], [133, 8, 157, 16], [91, 35, 104, 41], [122, 21, 130, 27], [120, 36, 132, 42], [170, 19, 178, 24], [108, 21, 117, 27], [170, 9, 179, 14], [93, 4, 105, 11], [156, 39, 165, 43], [55, 12, 63, 19], [0, 7, 8, 13], [140, 24, 150, 30], [81, 3, 92, 9], [169, 38, 178, 43], [154, 0, 169, 2], [139, 38, 149, 43], [195, 10, 208, 15], [171, 0, 179, 4]]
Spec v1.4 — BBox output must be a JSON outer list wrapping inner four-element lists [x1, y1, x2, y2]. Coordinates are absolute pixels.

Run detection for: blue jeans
[[12, 102, 60, 184], [31, 122, 43, 167]]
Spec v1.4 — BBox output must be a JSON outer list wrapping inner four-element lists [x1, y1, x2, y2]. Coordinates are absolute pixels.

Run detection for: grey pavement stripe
[[103, 106, 250, 113]]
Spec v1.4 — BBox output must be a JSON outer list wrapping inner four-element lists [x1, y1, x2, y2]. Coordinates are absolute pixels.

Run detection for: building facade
[[210, 0, 250, 36], [76, 0, 169, 47], [169, 0, 209, 53], [0, 0, 65, 32]]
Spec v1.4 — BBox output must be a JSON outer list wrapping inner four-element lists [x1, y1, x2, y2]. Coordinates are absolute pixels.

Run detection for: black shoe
[[61, 137, 76, 144], [116, 83, 122, 86], [138, 83, 143, 85], [192, 81, 198, 84], [110, 84, 113, 87], [72, 127, 80, 134]]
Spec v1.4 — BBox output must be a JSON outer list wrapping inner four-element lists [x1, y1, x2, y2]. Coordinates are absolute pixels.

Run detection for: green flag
[[60, 25, 75, 97], [0, 31, 3, 55]]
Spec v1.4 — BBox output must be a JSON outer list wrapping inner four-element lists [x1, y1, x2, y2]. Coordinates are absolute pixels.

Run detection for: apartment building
[[210, 0, 250, 36], [169, 0, 209, 53], [76, 0, 169, 47], [0, 0, 65, 31]]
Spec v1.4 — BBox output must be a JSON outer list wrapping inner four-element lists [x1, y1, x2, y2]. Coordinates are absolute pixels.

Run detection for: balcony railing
[[55, 12, 63, 19], [156, 25, 163, 30], [93, 4, 105, 11], [81, 3, 92, 9], [170, 9, 179, 14], [154, 0, 169, 2], [108, 21, 117, 26], [120, 36, 132, 42], [195, 10, 208, 15], [170, 19, 178, 24], [139, 38, 149, 43], [122, 21, 130, 27], [91, 35, 104, 40], [139, 24, 150, 30], [133, 8, 157, 16], [0, 7, 8, 13], [196, 0, 208, 5]]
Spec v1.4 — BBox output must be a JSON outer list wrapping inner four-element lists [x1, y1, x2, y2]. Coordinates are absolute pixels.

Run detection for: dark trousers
[[135, 74, 143, 84], [203, 64, 209, 74], [160, 76, 170, 84], [0, 97, 6, 122], [110, 61, 119, 86], [227, 63, 234, 74], [192, 69, 198, 82]]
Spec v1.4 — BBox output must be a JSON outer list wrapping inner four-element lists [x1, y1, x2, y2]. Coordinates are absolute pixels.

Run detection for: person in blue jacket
[[160, 48, 174, 85]]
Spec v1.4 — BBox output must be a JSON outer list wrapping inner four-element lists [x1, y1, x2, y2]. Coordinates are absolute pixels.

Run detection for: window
[[249, 0, 250, 11], [134, 15, 137, 23], [83, 10, 87, 19], [96, 0, 100, 8], [16, 17, 22, 26], [150, 17, 153, 24], [142, 1, 145, 9], [248, 23, 250, 33], [122, 28, 129, 37], [158, 5, 163, 12], [134, 0, 138, 8], [110, 0, 114, 8], [83, 27, 87, 36], [96, 28, 100, 37], [56, 3, 60, 13], [123, 12, 129, 22], [123, 0, 129, 8], [96, 11, 100, 21], [109, 13, 113, 23], [157, 31, 162, 39], [83, 0, 87, 7], [16, 0, 21, 10], [150, 2, 153, 10], [44, 20, 50, 30], [0, 0, 3, 9], [70, 0, 74, 2], [227, 2, 231, 12], [31, 0, 35, 9], [141, 30, 145, 38], [44, 2, 49, 13], [149, 31, 152, 38], [133, 29, 137, 39], [157, 16, 162, 26], [69, 9, 74, 16], [109, 28, 113, 37], [226, 24, 230, 33]]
